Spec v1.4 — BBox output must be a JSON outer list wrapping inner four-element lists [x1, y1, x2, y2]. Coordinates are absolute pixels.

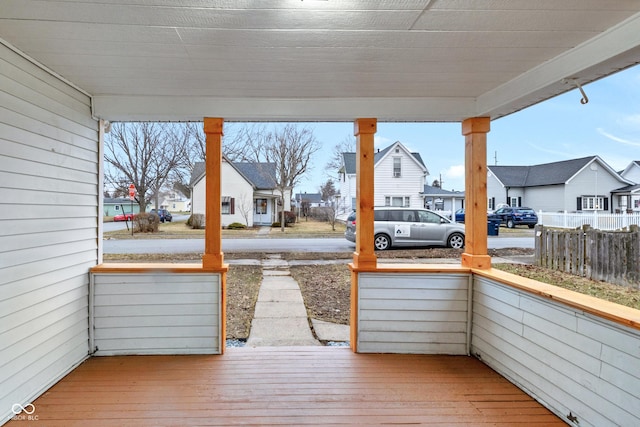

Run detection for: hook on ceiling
[[563, 78, 589, 105]]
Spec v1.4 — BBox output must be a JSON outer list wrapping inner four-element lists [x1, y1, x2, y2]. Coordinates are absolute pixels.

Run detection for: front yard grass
[[104, 217, 345, 239]]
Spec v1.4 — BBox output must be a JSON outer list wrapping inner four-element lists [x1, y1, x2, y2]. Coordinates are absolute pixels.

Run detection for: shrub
[[227, 222, 246, 230], [189, 213, 205, 229], [134, 212, 159, 233], [284, 210, 296, 225], [271, 222, 281, 228]]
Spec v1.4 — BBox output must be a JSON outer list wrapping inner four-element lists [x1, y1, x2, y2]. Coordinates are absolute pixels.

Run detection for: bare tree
[[239, 124, 321, 231], [264, 124, 321, 231], [223, 123, 268, 162], [104, 122, 186, 212], [325, 134, 355, 178], [237, 192, 253, 227], [169, 122, 269, 197]]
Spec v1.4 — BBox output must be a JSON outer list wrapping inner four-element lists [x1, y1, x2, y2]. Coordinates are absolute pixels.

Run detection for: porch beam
[[352, 118, 377, 269], [461, 117, 491, 269], [202, 117, 225, 269]]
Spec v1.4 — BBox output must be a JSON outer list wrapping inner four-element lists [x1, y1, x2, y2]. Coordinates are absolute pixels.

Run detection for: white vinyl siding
[[472, 276, 640, 427], [375, 149, 425, 208], [0, 43, 98, 422], [91, 273, 222, 355], [357, 273, 469, 354], [192, 161, 255, 226]]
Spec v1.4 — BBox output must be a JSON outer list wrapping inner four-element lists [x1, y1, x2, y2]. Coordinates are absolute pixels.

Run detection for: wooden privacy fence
[[534, 224, 640, 289]]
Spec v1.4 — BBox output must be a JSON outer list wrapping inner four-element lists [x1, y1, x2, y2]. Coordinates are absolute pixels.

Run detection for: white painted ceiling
[[2, 0, 640, 122]]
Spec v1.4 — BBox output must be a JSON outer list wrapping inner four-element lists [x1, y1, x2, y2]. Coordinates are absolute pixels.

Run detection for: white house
[[190, 158, 290, 227], [487, 156, 634, 212], [338, 141, 428, 215]]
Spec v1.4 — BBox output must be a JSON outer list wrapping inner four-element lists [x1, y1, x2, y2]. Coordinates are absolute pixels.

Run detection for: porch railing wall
[[471, 275, 640, 427], [90, 271, 223, 355]]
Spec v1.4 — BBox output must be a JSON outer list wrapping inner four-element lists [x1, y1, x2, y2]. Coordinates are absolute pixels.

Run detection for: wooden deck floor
[[12, 347, 565, 426]]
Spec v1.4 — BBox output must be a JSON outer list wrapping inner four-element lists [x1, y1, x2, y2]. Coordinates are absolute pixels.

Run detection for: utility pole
[[494, 151, 498, 166]]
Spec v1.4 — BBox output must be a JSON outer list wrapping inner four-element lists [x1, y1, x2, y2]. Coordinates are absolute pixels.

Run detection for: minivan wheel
[[374, 234, 391, 251], [506, 219, 515, 228], [447, 233, 465, 249]]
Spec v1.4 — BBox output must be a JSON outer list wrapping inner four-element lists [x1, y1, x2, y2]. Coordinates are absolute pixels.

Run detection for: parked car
[[150, 208, 172, 223], [454, 208, 495, 223], [113, 212, 134, 222], [489, 206, 537, 228], [345, 207, 465, 250]]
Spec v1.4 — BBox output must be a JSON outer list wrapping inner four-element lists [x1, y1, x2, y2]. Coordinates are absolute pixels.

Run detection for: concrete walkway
[[246, 255, 350, 347]]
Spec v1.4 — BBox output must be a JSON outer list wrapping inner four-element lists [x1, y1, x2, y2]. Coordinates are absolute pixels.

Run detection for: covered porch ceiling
[[2, 0, 640, 123]]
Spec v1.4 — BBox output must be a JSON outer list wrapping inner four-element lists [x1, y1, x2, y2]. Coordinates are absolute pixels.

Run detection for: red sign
[[128, 184, 135, 200]]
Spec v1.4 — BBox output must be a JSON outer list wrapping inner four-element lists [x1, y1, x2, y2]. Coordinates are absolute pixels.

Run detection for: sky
[[293, 64, 640, 195]]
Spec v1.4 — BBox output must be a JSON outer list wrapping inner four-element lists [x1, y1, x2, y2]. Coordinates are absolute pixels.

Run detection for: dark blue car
[[489, 207, 537, 228]]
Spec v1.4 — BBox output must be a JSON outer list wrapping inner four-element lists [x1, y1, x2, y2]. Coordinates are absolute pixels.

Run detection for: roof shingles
[[489, 157, 596, 187]]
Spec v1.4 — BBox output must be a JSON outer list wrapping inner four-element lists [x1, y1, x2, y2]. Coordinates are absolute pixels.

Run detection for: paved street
[[103, 235, 534, 254]]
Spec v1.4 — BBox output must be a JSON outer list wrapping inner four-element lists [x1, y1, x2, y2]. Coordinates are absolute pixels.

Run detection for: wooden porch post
[[461, 117, 491, 269], [352, 118, 377, 269], [202, 117, 224, 269]]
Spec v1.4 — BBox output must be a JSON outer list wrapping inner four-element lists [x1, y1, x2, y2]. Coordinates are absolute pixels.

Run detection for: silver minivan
[[345, 207, 465, 250]]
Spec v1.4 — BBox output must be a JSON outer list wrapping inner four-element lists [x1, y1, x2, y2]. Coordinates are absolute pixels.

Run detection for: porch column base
[[352, 252, 377, 269], [203, 253, 225, 270], [461, 253, 491, 269]]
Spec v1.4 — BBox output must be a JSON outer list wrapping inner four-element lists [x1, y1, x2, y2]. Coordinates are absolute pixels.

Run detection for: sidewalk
[[246, 255, 349, 347]]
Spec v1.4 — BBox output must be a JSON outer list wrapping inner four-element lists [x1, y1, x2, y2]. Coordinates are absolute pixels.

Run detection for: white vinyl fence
[[538, 210, 640, 231]]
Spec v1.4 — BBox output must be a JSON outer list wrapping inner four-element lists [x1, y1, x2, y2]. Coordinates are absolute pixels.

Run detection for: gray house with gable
[[487, 156, 633, 213]]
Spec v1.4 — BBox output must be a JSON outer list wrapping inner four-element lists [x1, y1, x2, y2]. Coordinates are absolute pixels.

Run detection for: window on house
[[581, 196, 605, 210], [385, 196, 410, 207], [222, 196, 235, 214], [255, 198, 267, 214], [509, 197, 521, 207], [393, 157, 401, 178], [488, 197, 495, 210]]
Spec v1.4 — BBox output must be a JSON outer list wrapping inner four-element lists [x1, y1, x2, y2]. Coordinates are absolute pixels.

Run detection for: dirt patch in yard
[[226, 265, 262, 340], [291, 264, 351, 325]]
